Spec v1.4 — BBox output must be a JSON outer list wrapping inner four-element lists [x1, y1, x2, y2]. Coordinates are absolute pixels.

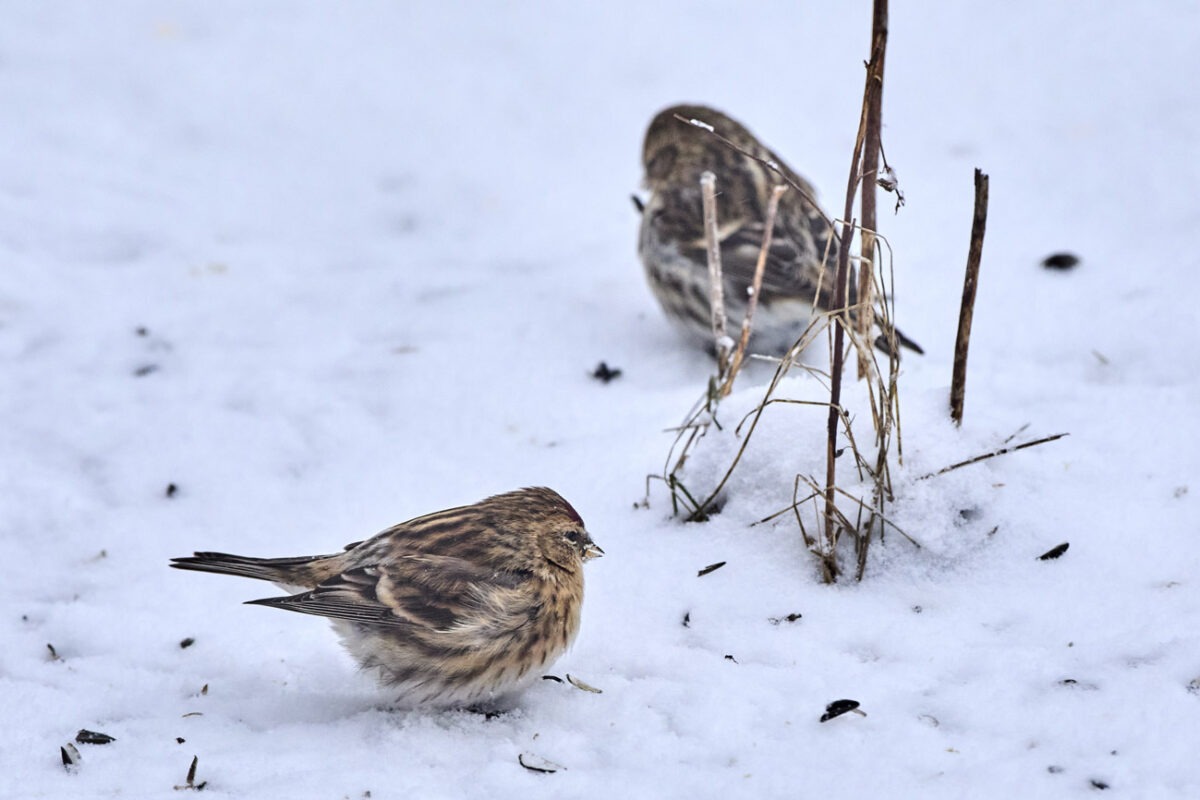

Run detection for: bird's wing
[[654, 184, 840, 306], [720, 222, 831, 301], [245, 555, 526, 631]]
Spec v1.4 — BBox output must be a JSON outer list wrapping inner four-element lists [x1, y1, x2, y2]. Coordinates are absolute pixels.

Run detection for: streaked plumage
[[171, 487, 601, 709], [637, 103, 921, 356]]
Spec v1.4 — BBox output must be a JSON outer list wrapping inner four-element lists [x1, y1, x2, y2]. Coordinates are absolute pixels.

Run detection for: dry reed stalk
[[700, 171, 731, 381], [857, 5, 887, 380], [918, 433, 1068, 480], [950, 168, 989, 425], [721, 184, 787, 397]]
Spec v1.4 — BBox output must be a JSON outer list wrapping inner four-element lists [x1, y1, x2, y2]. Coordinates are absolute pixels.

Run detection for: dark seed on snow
[[820, 699, 861, 722], [1038, 543, 1070, 560], [1041, 252, 1080, 270], [591, 362, 622, 383]]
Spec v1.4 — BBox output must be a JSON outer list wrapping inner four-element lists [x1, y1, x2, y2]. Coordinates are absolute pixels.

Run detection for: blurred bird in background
[[636, 103, 921, 357]]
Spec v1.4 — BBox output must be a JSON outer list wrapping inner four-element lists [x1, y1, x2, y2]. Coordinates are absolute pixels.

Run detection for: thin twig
[[792, 474, 818, 549], [857, 2, 887, 380], [950, 168, 989, 425], [1002, 422, 1031, 445], [700, 171, 731, 381], [722, 184, 787, 396], [917, 433, 1069, 480]]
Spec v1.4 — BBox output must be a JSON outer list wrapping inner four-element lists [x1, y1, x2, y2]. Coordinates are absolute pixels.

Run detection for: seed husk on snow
[[1041, 252, 1080, 270], [590, 361, 622, 383], [60, 743, 81, 770], [1038, 543, 1070, 560], [820, 699, 863, 722], [566, 674, 602, 694], [173, 755, 206, 791], [518, 753, 563, 774]]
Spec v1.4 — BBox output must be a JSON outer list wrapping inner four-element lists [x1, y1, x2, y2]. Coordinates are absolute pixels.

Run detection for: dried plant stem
[[821, 15, 888, 582], [918, 433, 1068, 480], [857, 4, 887, 380], [700, 171, 731, 381], [721, 184, 787, 397], [856, 245, 877, 381], [950, 168, 989, 425]]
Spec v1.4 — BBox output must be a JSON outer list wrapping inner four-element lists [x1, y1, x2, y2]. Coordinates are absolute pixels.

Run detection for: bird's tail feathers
[[169, 551, 331, 585], [874, 323, 924, 357]]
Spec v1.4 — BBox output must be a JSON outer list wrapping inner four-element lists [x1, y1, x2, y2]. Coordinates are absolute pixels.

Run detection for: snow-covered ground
[[2, 2, 1198, 797]]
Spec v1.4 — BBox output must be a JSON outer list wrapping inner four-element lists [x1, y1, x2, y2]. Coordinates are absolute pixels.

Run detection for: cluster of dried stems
[[649, 1, 1061, 583], [653, 221, 907, 582], [651, 2, 902, 582]]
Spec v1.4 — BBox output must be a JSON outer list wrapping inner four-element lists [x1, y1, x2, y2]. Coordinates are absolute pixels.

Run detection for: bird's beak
[[583, 543, 604, 561]]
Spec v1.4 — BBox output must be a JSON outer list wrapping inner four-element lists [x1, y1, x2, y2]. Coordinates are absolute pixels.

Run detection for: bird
[[170, 487, 602, 710], [636, 103, 922, 358]]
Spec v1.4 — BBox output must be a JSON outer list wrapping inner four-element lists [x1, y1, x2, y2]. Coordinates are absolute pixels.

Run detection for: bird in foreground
[[170, 487, 602, 709], [637, 103, 922, 357]]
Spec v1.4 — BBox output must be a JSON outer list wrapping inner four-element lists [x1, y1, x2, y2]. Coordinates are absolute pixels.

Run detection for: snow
[[2, 2, 1198, 798]]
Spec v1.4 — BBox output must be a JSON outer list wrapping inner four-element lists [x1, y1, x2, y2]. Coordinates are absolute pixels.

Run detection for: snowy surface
[[2, 2, 1199, 798]]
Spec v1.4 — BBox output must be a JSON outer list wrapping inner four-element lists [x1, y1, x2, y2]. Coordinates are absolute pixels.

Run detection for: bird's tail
[[170, 551, 334, 587], [874, 323, 924, 357]]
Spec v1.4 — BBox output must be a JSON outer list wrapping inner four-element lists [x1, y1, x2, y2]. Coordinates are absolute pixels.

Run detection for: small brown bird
[[171, 487, 602, 709], [637, 103, 922, 357]]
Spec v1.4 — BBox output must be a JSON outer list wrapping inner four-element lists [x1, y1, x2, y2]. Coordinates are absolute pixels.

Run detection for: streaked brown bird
[[171, 487, 602, 709], [636, 103, 921, 357]]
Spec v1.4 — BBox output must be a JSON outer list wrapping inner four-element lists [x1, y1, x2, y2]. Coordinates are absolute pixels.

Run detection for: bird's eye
[[565, 530, 582, 543]]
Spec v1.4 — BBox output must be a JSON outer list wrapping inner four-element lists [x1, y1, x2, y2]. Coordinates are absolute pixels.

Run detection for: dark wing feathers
[[245, 556, 527, 631], [719, 221, 832, 301]]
